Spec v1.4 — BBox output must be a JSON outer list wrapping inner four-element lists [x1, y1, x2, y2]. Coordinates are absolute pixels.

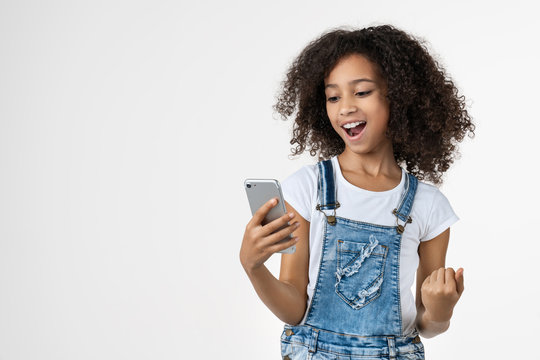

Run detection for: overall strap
[[316, 159, 340, 225], [392, 172, 418, 234]]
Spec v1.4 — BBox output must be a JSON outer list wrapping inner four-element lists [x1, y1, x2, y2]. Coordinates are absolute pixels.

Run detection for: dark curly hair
[[273, 24, 475, 185]]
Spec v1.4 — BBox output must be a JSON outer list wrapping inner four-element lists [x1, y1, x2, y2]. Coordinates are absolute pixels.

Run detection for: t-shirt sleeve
[[280, 165, 317, 222], [420, 189, 460, 242]]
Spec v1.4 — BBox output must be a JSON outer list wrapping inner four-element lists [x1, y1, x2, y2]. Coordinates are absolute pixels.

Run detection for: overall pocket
[[335, 234, 388, 309]]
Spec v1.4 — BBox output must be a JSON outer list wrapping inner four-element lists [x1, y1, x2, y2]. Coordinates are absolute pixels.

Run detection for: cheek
[[325, 103, 332, 117], [325, 106, 338, 126], [372, 101, 390, 124], [377, 96, 390, 116]]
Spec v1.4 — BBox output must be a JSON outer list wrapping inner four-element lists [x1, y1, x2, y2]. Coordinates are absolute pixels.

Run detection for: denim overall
[[280, 160, 425, 360]]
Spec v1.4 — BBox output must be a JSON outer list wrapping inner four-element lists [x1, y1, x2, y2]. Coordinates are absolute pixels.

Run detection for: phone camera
[[246, 183, 251, 188]]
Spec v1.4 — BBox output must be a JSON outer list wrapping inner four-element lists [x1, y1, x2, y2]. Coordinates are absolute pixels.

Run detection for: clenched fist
[[421, 267, 464, 322]]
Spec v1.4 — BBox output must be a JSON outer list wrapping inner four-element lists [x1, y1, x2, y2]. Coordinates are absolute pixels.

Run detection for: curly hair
[[273, 24, 475, 185]]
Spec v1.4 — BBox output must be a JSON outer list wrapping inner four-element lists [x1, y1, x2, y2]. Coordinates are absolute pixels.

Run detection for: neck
[[338, 140, 400, 178]]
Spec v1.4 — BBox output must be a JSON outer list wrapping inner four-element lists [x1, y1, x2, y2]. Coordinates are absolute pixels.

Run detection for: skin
[[240, 53, 464, 337], [239, 198, 308, 325], [324, 53, 400, 184]]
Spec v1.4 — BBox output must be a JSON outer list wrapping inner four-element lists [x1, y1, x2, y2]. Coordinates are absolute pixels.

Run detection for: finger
[[430, 267, 441, 283], [268, 235, 299, 254], [445, 268, 455, 285], [429, 269, 437, 283], [455, 268, 465, 295], [263, 221, 300, 246], [445, 267, 457, 292], [250, 198, 278, 227], [261, 211, 295, 236], [437, 267, 446, 283]]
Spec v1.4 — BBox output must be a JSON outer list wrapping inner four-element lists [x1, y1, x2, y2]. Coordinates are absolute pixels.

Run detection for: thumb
[[455, 267, 464, 295]]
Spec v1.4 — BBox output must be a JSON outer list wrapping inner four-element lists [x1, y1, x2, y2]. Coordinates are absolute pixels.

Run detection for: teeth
[[342, 121, 366, 129]]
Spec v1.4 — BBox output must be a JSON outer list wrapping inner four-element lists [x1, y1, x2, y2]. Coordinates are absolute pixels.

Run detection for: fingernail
[[289, 212, 294, 218]]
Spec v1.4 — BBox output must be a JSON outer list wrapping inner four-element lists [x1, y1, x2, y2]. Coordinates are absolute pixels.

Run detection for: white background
[[1, 0, 539, 359]]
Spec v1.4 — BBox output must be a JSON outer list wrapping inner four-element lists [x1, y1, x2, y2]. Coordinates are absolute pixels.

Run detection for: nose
[[339, 95, 358, 116]]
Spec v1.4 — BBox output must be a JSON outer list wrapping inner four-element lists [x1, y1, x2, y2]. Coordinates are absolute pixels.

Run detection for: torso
[[280, 155, 459, 335]]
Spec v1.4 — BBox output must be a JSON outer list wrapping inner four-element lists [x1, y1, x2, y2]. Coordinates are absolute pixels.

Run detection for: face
[[324, 53, 390, 155]]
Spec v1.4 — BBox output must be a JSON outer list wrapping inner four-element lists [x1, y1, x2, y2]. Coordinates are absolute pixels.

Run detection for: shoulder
[[282, 162, 319, 187], [414, 180, 454, 213], [281, 162, 319, 222], [412, 177, 459, 242], [414, 180, 440, 206]]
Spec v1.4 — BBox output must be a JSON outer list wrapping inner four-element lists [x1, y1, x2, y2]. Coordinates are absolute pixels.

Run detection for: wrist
[[417, 308, 451, 338], [244, 263, 265, 278], [423, 308, 453, 323]]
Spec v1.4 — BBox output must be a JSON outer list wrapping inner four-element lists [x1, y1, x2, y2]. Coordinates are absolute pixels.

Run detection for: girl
[[240, 24, 474, 360]]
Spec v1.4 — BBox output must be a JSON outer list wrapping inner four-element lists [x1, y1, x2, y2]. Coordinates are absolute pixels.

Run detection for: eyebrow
[[324, 78, 375, 89]]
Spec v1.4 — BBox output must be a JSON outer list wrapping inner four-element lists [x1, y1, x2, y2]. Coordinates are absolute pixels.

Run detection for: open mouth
[[342, 121, 367, 139]]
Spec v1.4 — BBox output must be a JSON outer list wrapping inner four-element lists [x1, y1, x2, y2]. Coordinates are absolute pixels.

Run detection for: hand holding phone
[[240, 179, 299, 273], [244, 179, 296, 254]]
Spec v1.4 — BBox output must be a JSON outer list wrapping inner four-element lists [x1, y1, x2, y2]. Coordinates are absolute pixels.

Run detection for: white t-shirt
[[281, 156, 459, 335]]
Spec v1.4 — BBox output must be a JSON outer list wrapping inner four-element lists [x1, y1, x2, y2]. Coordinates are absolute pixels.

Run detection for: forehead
[[324, 53, 380, 86]]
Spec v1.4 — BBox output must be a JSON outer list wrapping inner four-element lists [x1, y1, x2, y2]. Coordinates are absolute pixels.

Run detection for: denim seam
[[305, 163, 327, 324], [396, 233, 403, 335], [338, 242, 388, 268], [395, 173, 411, 218], [304, 220, 328, 324], [332, 216, 397, 230], [396, 175, 418, 335], [286, 324, 423, 340], [280, 343, 423, 358]]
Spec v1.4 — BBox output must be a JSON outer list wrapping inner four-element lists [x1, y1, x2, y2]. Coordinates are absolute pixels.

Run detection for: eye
[[355, 91, 372, 96], [327, 96, 339, 103]]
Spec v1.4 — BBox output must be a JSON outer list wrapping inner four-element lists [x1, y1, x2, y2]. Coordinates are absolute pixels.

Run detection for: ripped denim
[[335, 234, 388, 310]]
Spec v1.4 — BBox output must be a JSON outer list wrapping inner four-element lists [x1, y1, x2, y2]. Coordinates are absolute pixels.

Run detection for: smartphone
[[244, 179, 296, 254]]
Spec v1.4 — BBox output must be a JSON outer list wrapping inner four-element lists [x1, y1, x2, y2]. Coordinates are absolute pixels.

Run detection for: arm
[[415, 228, 465, 338], [240, 199, 310, 325]]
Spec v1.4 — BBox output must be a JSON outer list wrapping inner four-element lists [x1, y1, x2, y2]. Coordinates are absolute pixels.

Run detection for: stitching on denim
[[396, 230, 403, 336], [304, 220, 328, 324], [302, 324, 422, 340], [332, 216, 397, 230], [395, 172, 410, 218], [336, 235, 379, 280], [395, 174, 419, 335], [335, 240, 389, 310], [281, 342, 423, 358]]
